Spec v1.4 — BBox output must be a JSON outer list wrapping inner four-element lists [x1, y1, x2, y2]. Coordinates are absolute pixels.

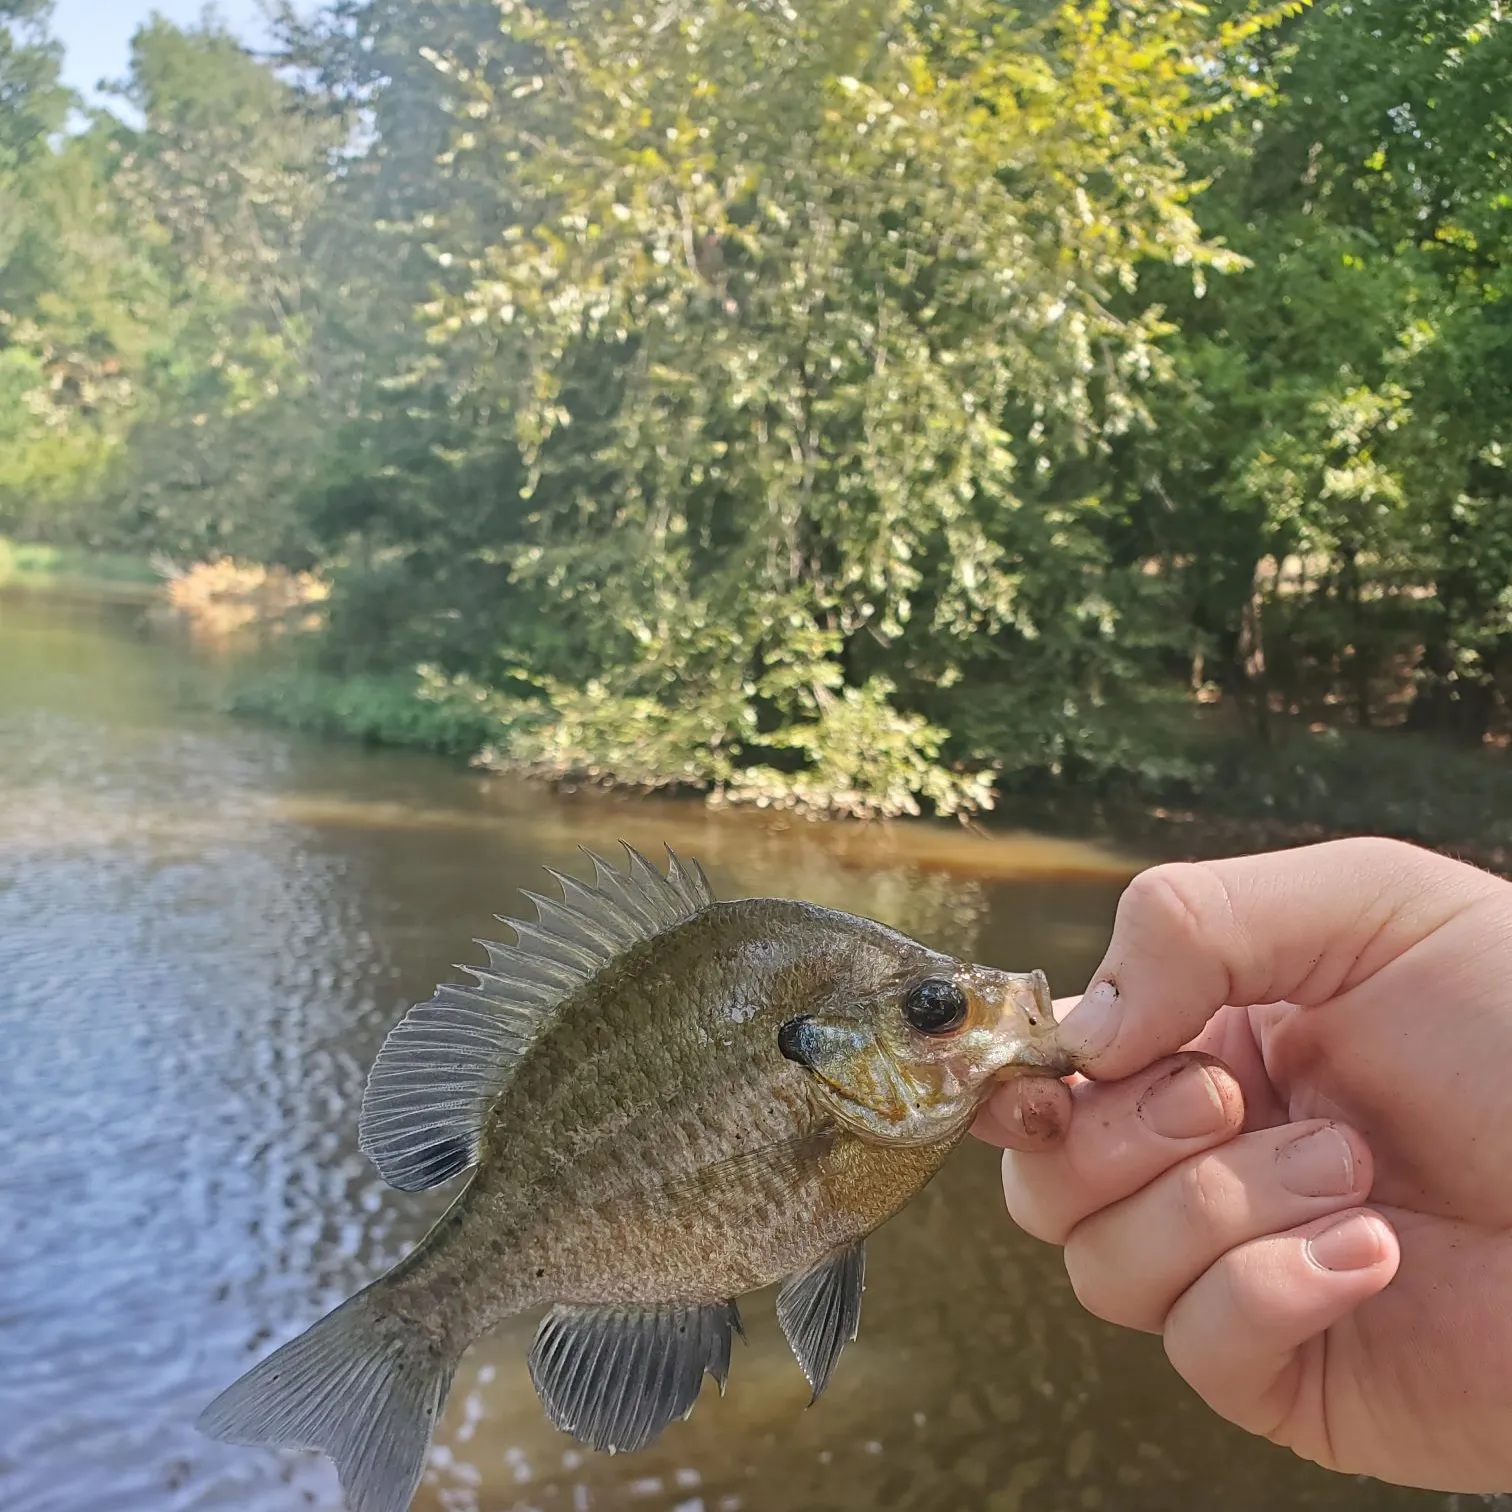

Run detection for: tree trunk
[[1339, 541, 1372, 728], [1239, 562, 1270, 743]]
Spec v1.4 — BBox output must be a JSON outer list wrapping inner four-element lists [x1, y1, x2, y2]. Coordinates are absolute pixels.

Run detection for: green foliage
[[0, 532, 157, 586], [224, 666, 506, 757], [5, 0, 1512, 821], [0, 1, 66, 182], [388, 0, 1287, 813], [728, 678, 995, 820], [0, 10, 343, 555], [1124, 0, 1512, 738]]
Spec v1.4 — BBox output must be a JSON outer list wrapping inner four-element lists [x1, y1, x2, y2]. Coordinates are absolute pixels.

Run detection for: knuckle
[[1328, 835, 1466, 898], [1119, 863, 1224, 947], [1176, 1149, 1238, 1237], [1330, 834, 1424, 871], [1117, 861, 1256, 1005]]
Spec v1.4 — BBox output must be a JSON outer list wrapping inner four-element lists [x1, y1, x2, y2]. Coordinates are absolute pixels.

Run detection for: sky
[[51, 0, 276, 108]]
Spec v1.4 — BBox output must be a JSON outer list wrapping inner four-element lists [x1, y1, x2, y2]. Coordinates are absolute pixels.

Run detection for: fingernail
[[1277, 1126, 1355, 1199], [1059, 979, 1120, 1061], [1137, 1062, 1226, 1140], [1307, 1213, 1386, 1272]]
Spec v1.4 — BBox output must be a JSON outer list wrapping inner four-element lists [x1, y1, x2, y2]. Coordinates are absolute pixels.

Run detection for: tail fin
[[197, 1286, 457, 1512]]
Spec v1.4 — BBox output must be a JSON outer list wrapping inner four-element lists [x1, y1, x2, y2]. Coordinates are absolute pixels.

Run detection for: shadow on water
[[0, 588, 1485, 1512]]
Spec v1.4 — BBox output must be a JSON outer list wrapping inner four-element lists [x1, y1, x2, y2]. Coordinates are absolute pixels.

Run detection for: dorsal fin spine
[[474, 945, 582, 992], [519, 891, 629, 954], [579, 852, 662, 928], [549, 868, 653, 939], [505, 919, 605, 973]]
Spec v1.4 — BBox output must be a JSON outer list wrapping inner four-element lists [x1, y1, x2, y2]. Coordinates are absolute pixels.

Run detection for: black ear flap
[[777, 1013, 868, 1072], [778, 1016, 819, 1066]]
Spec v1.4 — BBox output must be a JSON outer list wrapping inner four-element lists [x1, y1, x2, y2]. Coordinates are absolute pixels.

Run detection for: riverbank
[[229, 660, 1512, 878], [988, 717, 1512, 876], [0, 536, 160, 600], [11, 555, 1512, 876], [224, 666, 503, 759]]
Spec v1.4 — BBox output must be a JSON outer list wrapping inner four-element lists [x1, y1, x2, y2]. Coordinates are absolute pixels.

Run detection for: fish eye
[[902, 977, 967, 1035]]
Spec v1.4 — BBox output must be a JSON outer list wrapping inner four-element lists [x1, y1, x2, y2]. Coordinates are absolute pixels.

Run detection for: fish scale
[[198, 844, 1073, 1512]]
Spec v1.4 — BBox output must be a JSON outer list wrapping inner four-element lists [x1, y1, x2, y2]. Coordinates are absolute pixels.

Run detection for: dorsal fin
[[358, 844, 716, 1191]]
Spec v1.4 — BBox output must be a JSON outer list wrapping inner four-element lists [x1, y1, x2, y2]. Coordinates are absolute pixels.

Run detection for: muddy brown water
[[0, 588, 1490, 1512]]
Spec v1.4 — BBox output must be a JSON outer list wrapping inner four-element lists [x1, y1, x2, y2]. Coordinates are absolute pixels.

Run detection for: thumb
[[1059, 838, 1505, 1081]]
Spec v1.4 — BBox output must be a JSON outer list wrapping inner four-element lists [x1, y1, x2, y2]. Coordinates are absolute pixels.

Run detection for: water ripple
[[0, 591, 1479, 1512]]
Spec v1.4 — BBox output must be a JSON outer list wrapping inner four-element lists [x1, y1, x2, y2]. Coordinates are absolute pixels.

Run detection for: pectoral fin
[[776, 1243, 866, 1402], [527, 1300, 740, 1454]]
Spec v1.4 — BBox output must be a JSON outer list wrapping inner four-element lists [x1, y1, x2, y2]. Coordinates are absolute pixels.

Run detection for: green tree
[[392, 0, 1297, 814], [9, 0, 1510, 823], [1122, 0, 1512, 739], [0, 0, 68, 253], [0, 11, 342, 554], [95, 15, 345, 558], [0, 1, 151, 538]]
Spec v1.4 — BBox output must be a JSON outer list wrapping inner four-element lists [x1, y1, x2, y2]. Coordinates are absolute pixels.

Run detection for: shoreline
[[991, 795, 1512, 881], [225, 657, 1512, 881], [8, 561, 1511, 880], [0, 538, 161, 596]]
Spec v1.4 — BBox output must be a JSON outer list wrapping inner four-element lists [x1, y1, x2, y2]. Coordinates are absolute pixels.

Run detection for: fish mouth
[[991, 968, 1076, 1079], [991, 1044, 1076, 1080], [1030, 969, 1054, 1025], [776, 995, 1071, 1145]]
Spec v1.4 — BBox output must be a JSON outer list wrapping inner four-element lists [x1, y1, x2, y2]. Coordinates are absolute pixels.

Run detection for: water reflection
[[0, 588, 1487, 1512]]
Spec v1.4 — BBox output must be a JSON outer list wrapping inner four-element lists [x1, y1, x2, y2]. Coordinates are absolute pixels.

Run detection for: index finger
[[1059, 837, 1506, 1081]]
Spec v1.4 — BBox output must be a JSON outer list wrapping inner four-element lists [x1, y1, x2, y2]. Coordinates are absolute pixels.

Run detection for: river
[[0, 587, 1487, 1512]]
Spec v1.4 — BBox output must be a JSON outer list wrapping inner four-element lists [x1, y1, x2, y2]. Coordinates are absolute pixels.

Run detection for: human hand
[[974, 838, 1512, 1492]]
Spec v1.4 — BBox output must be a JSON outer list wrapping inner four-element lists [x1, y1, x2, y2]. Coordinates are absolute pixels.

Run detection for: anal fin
[[776, 1244, 865, 1402], [527, 1300, 740, 1453]]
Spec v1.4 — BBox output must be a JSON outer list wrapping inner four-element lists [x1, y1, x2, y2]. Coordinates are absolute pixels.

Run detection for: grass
[[0, 535, 161, 591], [223, 666, 504, 760]]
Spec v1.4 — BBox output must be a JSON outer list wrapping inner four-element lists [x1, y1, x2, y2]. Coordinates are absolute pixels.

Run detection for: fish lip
[[1029, 968, 1054, 1025], [988, 968, 1074, 1078], [997, 1046, 1082, 1082], [992, 1040, 1077, 1080]]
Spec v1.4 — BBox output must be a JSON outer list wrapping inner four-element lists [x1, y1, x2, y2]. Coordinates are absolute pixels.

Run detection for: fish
[[197, 844, 1074, 1512]]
